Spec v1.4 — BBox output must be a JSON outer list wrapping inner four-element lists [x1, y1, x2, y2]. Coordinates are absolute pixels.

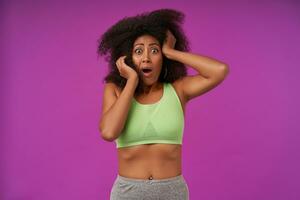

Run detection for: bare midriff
[[117, 143, 182, 180]]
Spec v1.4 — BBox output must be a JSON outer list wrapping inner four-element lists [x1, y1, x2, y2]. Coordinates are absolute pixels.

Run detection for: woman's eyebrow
[[134, 43, 160, 47]]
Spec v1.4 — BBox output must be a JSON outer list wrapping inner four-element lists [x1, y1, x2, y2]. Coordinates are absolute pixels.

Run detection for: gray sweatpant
[[110, 174, 189, 200]]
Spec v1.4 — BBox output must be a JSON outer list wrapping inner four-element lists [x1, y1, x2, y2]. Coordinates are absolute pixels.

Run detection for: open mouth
[[141, 67, 153, 77]]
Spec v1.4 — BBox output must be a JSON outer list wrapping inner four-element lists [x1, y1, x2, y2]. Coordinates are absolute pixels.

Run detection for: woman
[[98, 9, 229, 200]]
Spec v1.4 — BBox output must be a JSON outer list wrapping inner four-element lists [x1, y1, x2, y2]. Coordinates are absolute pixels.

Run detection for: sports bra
[[116, 82, 185, 148]]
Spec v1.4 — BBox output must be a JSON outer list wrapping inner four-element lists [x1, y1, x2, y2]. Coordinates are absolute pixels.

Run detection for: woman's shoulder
[[104, 82, 122, 98]]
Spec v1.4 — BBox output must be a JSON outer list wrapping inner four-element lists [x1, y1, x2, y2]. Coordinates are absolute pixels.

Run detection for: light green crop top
[[116, 82, 185, 148]]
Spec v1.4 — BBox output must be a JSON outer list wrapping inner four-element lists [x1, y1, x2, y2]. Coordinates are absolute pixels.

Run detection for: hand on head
[[162, 30, 177, 56], [116, 56, 138, 81]]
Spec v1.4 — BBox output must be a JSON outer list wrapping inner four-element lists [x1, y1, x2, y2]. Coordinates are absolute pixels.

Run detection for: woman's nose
[[142, 52, 151, 63]]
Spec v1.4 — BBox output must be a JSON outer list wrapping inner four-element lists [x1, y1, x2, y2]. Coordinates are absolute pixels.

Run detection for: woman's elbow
[[221, 64, 230, 76], [99, 122, 116, 142], [216, 64, 230, 80], [99, 128, 116, 142], [101, 133, 115, 142]]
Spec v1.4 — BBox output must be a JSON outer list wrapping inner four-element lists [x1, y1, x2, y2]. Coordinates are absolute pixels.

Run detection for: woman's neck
[[141, 82, 163, 95]]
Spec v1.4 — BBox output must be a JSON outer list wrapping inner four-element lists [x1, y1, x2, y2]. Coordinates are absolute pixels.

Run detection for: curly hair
[[97, 8, 190, 95]]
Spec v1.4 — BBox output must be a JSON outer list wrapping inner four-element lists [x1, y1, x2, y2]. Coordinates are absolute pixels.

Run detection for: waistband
[[116, 174, 185, 184]]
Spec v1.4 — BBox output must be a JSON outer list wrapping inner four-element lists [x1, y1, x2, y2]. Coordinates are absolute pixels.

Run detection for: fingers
[[116, 56, 126, 70], [116, 58, 121, 72], [166, 30, 176, 42], [120, 56, 126, 66], [116, 56, 128, 78], [165, 30, 176, 49]]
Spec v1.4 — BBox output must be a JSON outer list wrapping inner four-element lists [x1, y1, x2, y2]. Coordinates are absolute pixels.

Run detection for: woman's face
[[132, 34, 163, 84]]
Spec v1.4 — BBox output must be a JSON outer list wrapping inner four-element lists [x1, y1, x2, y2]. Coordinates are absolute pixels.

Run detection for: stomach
[[117, 143, 182, 179]]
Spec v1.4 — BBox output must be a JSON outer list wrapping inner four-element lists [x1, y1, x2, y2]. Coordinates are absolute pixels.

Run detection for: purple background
[[1, 1, 299, 200]]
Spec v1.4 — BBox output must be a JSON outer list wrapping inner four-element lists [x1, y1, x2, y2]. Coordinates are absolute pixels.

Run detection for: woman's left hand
[[162, 30, 176, 57]]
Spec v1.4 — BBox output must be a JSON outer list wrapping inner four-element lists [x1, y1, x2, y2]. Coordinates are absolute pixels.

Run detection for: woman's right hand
[[116, 56, 138, 81]]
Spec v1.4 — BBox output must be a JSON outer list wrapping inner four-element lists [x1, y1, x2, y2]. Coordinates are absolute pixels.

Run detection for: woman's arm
[[99, 77, 138, 142], [163, 30, 229, 101], [166, 49, 229, 101], [164, 49, 229, 79]]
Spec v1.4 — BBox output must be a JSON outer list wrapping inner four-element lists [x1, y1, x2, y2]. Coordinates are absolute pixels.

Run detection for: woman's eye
[[135, 49, 142, 54], [151, 49, 159, 53]]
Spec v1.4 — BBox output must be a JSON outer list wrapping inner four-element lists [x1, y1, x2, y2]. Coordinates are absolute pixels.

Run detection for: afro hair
[[97, 8, 190, 95]]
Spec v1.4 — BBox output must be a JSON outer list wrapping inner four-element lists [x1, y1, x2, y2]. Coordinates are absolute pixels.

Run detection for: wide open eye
[[151, 48, 159, 54], [134, 48, 143, 54]]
